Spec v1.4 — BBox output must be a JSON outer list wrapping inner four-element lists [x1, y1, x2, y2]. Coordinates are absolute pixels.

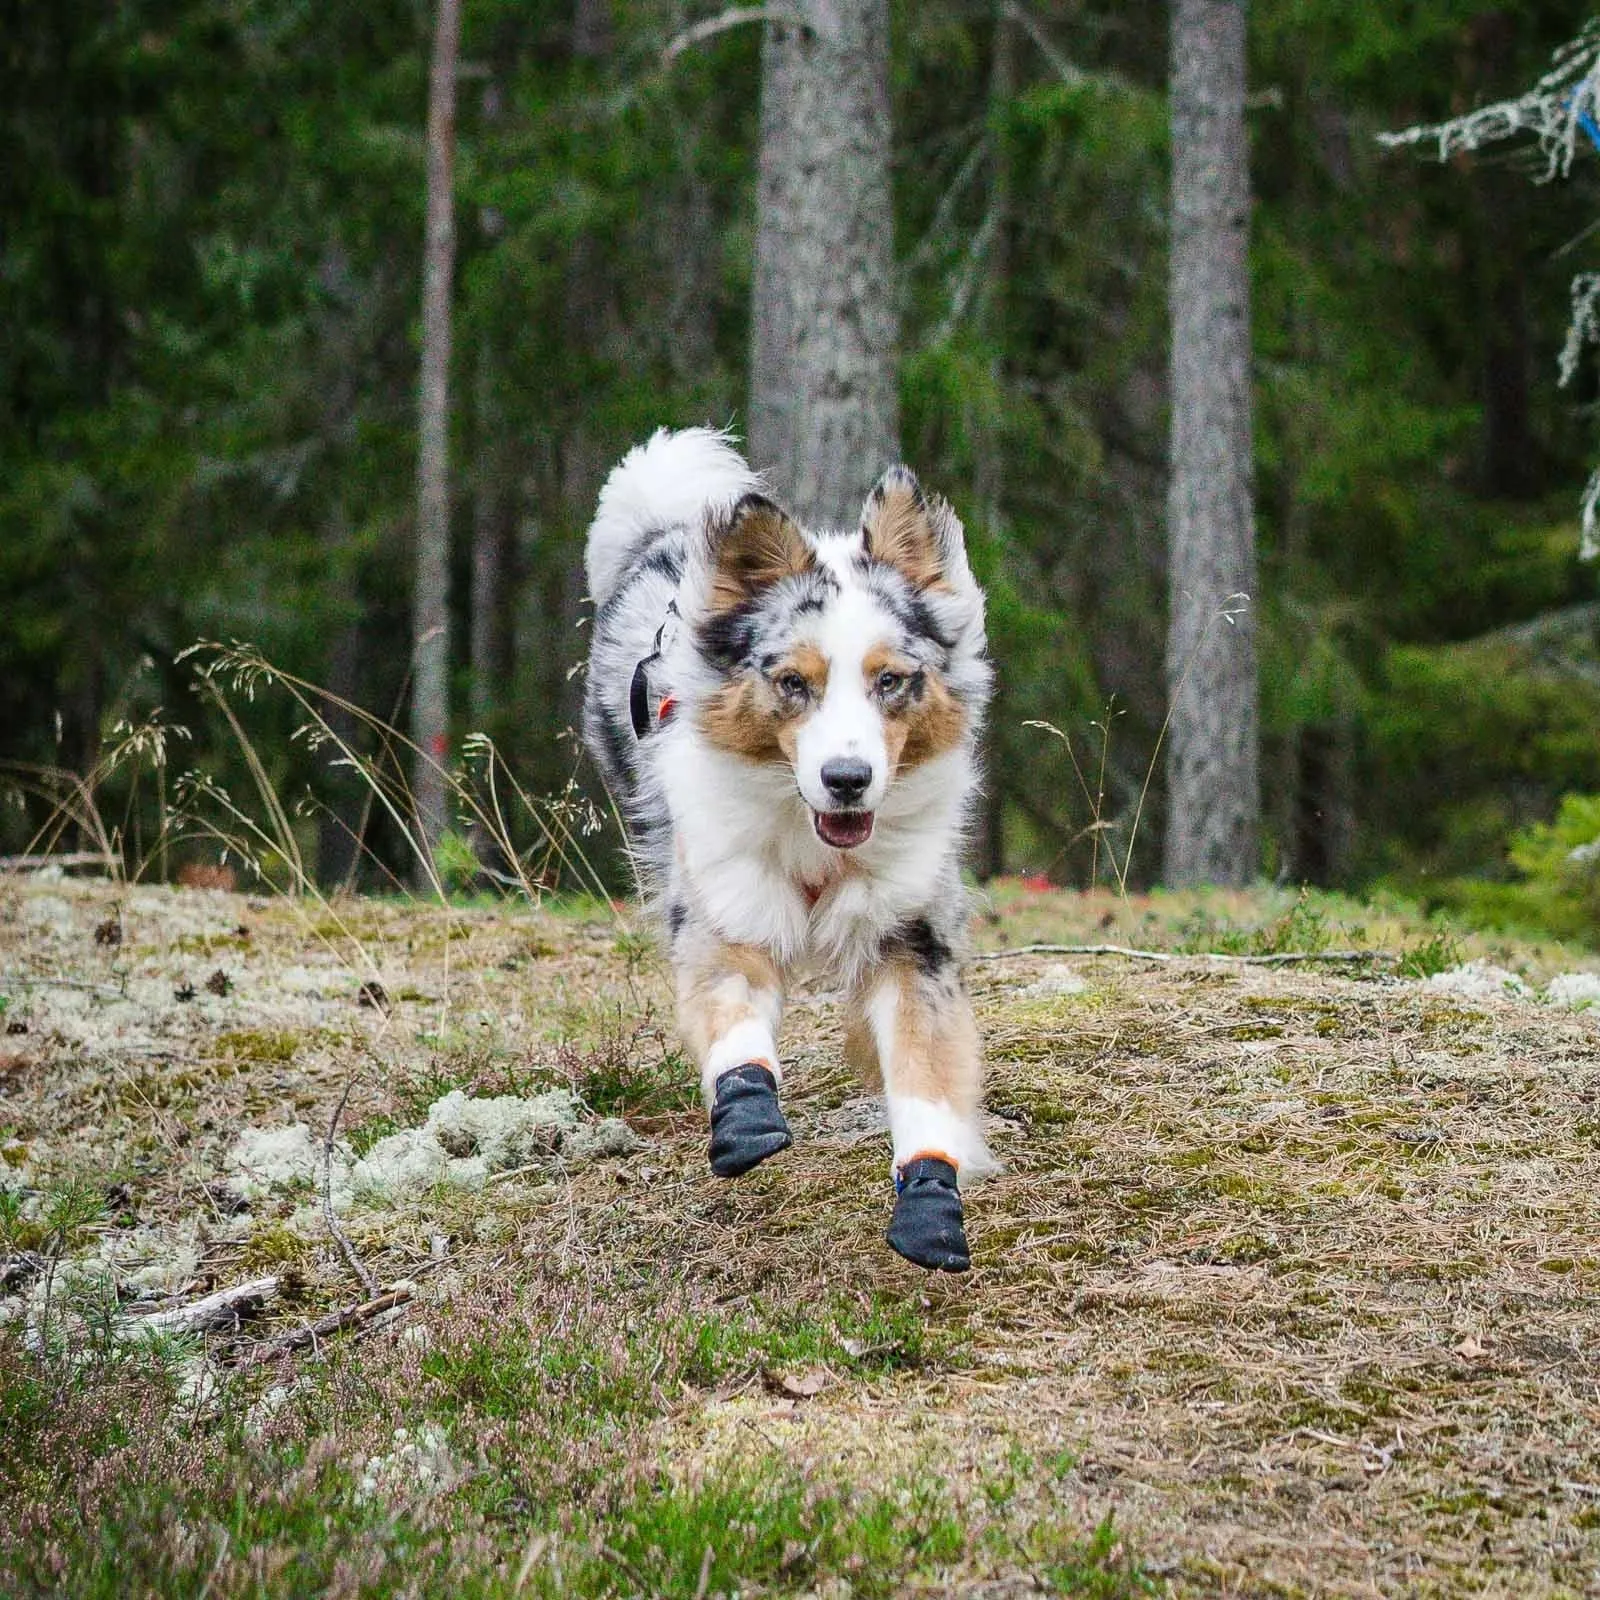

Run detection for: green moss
[[238, 1223, 312, 1273], [171, 931, 251, 957], [212, 1028, 299, 1064]]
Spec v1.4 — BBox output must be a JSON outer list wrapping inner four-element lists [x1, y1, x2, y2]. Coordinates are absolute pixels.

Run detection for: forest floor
[[2, 871, 1599, 1598]]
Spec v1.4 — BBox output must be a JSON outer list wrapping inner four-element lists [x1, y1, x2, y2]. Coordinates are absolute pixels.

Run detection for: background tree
[[412, 0, 464, 872], [748, 0, 900, 525], [3, 0, 1597, 935], [1163, 0, 1259, 887]]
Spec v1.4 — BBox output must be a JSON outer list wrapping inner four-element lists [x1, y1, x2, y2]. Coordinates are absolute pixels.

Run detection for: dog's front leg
[[677, 938, 791, 1178], [852, 945, 985, 1272]]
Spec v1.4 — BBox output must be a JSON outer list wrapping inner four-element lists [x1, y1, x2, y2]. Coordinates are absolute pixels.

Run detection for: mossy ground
[[1, 875, 1598, 1596]]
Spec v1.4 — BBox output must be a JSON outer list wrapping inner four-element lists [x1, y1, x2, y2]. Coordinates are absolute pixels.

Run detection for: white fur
[[792, 586, 894, 814], [585, 427, 759, 606], [703, 1018, 782, 1101]]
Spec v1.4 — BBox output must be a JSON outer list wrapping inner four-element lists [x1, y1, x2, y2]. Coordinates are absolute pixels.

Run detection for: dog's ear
[[707, 493, 815, 612], [860, 466, 965, 591]]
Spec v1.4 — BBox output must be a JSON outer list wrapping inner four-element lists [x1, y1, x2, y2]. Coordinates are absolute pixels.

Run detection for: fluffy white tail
[[585, 427, 760, 607]]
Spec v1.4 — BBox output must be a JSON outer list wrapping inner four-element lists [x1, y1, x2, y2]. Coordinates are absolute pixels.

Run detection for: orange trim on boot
[[899, 1149, 958, 1172]]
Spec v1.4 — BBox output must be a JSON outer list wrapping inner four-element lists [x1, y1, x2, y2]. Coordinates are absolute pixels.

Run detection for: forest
[[5, 0, 1600, 928], [7, 8, 1600, 1596]]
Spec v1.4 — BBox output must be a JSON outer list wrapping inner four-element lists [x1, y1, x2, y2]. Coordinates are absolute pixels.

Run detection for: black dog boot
[[887, 1156, 970, 1272], [707, 1063, 793, 1178]]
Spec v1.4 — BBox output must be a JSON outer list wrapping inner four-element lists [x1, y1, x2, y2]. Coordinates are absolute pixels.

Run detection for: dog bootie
[[708, 1064, 793, 1178], [887, 1156, 970, 1273]]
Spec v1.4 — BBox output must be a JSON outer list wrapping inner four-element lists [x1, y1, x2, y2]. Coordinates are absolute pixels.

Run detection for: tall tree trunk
[[1163, 0, 1259, 888], [972, 1, 1015, 883], [747, 0, 900, 526], [470, 341, 512, 734], [470, 68, 512, 741], [411, 0, 463, 878]]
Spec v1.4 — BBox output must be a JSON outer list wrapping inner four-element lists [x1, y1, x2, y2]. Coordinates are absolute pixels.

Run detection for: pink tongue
[[816, 811, 874, 849]]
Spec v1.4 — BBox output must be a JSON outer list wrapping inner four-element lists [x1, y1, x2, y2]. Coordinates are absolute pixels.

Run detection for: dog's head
[[690, 467, 990, 850]]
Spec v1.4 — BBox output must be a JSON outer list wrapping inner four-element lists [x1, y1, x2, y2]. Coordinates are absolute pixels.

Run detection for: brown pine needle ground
[[1, 873, 1598, 1596]]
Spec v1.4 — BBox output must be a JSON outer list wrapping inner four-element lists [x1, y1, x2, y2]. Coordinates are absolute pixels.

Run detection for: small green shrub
[[1396, 926, 1464, 979]]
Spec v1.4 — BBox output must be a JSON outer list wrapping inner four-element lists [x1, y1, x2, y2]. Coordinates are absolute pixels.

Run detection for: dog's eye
[[776, 671, 809, 699], [876, 670, 905, 697]]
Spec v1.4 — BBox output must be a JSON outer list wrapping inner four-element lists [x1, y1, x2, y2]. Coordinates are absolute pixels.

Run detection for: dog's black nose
[[820, 757, 873, 805]]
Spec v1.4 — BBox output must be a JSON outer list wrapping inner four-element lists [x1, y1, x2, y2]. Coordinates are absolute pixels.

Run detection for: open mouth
[[813, 810, 875, 850]]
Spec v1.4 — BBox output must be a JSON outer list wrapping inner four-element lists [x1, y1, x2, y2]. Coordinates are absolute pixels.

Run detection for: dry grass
[[2, 872, 1598, 1596]]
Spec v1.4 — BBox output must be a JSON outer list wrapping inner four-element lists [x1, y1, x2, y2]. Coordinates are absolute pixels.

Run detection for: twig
[[661, 5, 795, 64], [513, 1535, 552, 1594], [601, 1544, 655, 1595], [0, 972, 127, 999], [0, 851, 117, 873], [485, 1160, 555, 1187], [1001, 0, 1087, 87], [1000, 1, 1135, 96], [324, 1078, 377, 1296], [235, 1286, 414, 1368], [123, 1275, 281, 1338], [974, 943, 1394, 967], [693, 1543, 716, 1600]]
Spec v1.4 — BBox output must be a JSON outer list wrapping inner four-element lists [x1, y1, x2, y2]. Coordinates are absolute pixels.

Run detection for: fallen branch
[[123, 1275, 281, 1338], [236, 1285, 414, 1368], [0, 972, 127, 999], [974, 943, 1394, 968], [0, 851, 117, 874], [661, 5, 795, 65]]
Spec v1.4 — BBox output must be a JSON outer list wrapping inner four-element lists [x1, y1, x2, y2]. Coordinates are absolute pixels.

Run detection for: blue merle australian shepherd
[[582, 429, 993, 1271]]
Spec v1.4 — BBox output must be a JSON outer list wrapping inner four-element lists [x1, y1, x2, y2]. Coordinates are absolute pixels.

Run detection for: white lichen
[[356, 1423, 460, 1503], [1423, 962, 1531, 1001], [228, 1124, 353, 1209], [1018, 964, 1088, 999], [1546, 971, 1600, 1011], [347, 1090, 639, 1204]]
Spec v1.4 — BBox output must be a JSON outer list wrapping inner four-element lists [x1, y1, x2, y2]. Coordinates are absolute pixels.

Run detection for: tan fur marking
[[862, 482, 950, 591], [862, 643, 967, 775], [677, 941, 783, 1065], [843, 1009, 882, 1089], [700, 677, 785, 763], [847, 961, 981, 1115], [699, 643, 828, 766], [896, 673, 965, 770], [709, 500, 815, 615]]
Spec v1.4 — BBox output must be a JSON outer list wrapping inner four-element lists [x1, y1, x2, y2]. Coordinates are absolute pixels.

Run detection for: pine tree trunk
[[1163, 0, 1259, 888], [747, 0, 900, 527], [972, 2, 1015, 883], [470, 67, 512, 742], [470, 348, 512, 735], [411, 0, 463, 877]]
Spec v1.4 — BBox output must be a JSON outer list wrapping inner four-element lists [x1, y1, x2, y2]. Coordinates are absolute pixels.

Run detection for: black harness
[[628, 604, 679, 739]]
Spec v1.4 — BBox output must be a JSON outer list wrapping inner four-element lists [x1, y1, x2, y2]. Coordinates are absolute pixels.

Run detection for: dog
[[582, 428, 994, 1271]]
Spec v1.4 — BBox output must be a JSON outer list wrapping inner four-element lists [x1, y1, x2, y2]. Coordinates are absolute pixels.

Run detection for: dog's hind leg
[[677, 939, 791, 1178], [850, 942, 987, 1272]]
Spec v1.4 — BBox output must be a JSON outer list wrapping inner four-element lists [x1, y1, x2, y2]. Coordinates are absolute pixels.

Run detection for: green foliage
[[434, 829, 482, 895], [1175, 887, 1338, 956], [1432, 793, 1600, 941], [1395, 926, 1465, 979], [585, 1467, 969, 1600], [1365, 618, 1600, 891], [3, 0, 1599, 914]]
